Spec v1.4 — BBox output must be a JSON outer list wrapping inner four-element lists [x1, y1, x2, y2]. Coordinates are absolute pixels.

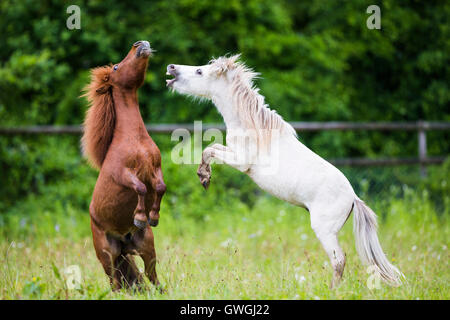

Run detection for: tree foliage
[[0, 0, 448, 207]]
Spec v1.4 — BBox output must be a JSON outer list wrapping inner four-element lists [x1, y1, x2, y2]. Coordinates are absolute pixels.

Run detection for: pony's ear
[[82, 65, 113, 101], [211, 54, 241, 76], [95, 70, 111, 94]]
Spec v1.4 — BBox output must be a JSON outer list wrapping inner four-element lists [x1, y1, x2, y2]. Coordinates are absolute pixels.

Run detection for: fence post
[[418, 120, 427, 177]]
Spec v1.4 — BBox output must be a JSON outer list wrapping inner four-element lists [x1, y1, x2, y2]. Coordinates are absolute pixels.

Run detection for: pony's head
[[88, 40, 153, 95], [166, 54, 258, 98]]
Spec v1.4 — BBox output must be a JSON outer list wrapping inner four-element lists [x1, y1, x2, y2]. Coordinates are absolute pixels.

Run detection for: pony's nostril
[[169, 64, 175, 70]]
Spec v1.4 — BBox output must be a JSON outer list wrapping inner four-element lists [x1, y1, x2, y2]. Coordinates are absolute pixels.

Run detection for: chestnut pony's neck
[[112, 88, 147, 135]]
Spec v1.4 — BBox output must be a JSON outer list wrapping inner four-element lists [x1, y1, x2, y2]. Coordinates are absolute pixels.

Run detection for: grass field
[[1, 188, 448, 300]]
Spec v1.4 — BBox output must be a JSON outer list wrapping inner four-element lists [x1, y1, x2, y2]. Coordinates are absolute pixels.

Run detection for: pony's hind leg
[[314, 230, 346, 289], [131, 226, 162, 292], [310, 203, 352, 289], [114, 254, 143, 289], [90, 218, 123, 290]]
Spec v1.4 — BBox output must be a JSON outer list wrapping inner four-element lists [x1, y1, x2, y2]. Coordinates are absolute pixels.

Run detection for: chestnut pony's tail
[[81, 66, 115, 170]]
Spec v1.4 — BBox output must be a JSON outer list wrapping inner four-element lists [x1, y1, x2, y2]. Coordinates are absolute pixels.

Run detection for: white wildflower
[[220, 238, 234, 248], [295, 274, 306, 283]]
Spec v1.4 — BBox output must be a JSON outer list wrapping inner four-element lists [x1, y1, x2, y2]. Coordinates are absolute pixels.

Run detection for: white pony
[[166, 54, 404, 288]]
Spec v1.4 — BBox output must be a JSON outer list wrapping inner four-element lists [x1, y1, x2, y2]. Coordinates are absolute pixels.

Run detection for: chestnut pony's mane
[[81, 65, 115, 169]]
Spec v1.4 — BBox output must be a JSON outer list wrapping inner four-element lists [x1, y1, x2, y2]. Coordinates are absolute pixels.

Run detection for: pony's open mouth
[[166, 69, 178, 87]]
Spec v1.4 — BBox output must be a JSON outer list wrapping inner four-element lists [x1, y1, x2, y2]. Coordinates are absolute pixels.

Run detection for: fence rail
[[0, 121, 450, 135], [0, 121, 449, 171]]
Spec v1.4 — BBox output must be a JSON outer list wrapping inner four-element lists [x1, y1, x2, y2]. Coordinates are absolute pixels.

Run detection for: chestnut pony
[[82, 41, 166, 290]]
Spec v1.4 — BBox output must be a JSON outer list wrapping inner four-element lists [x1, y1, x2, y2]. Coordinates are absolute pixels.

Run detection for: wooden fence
[[1, 121, 449, 173]]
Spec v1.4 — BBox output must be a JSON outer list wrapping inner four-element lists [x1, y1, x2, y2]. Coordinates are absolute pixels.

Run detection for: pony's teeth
[[166, 79, 176, 87]]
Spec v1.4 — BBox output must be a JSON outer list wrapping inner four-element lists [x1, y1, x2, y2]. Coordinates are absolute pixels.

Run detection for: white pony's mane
[[209, 55, 297, 141]]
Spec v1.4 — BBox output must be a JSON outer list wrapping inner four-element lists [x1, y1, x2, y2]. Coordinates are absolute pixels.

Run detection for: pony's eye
[[113, 65, 118, 71], [196, 69, 202, 75]]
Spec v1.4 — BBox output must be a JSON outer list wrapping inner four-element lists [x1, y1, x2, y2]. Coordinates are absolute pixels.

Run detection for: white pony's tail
[[353, 197, 405, 286]]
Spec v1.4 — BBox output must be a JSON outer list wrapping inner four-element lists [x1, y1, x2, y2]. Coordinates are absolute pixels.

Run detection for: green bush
[[0, 0, 448, 212]]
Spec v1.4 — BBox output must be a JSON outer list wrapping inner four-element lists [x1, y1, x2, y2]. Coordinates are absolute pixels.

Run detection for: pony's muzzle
[[134, 40, 152, 58], [166, 65, 178, 87]]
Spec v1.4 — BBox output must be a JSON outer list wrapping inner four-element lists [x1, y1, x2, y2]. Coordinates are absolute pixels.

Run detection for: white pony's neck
[[211, 76, 296, 140], [212, 88, 243, 130]]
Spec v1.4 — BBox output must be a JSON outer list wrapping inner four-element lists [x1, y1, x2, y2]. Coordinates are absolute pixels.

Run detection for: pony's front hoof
[[198, 176, 210, 190], [148, 219, 159, 227], [197, 164, 211, 190], [134, 218, 147, 230]]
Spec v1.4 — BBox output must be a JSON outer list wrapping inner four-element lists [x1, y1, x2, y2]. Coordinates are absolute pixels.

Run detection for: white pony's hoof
[[201, 179, 210, 190], [197, 164, 211, 190]]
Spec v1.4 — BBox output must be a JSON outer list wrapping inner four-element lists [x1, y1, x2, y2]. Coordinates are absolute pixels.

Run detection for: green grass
[[0, 189, 448, 300]]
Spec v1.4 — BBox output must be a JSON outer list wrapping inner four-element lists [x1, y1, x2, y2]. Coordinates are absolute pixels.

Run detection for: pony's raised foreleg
[[198, 144, 249, 189], [148, 167, 166, 227], [197, 144, 223, 188], [114, 168, 148, 229]]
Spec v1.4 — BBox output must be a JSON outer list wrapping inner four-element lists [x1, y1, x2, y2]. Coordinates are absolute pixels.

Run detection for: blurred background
[[0, 0, 448, 299]]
